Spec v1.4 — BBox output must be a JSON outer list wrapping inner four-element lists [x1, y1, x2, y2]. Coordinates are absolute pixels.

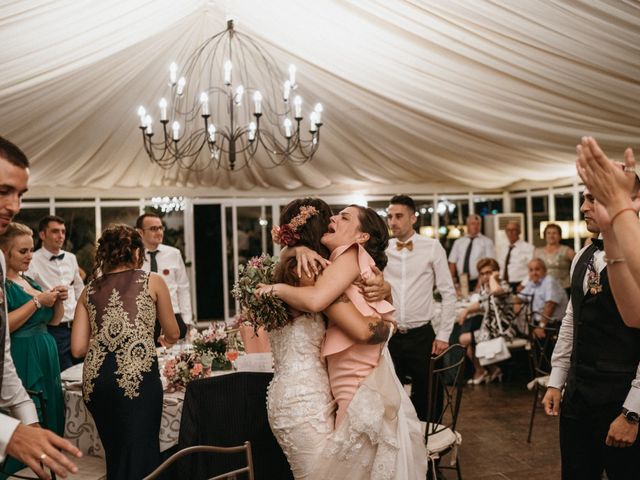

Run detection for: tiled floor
[[440, 380, 561, 479]]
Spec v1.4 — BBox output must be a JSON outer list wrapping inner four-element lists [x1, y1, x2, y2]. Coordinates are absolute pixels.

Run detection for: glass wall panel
[[54, 207, 96, 280], [552, 193, 576, 248], [145, 208, 185, 256], [225, 207, 236, 318], [531, 196, 549, 248], [414, 200, 434, 238], [101, 206, 140, 231], [14, 207, 50, 239], [437, 198, 467, 253]]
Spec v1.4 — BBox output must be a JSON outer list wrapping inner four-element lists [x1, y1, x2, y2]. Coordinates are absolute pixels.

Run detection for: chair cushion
[[420, 422, 462, 454]]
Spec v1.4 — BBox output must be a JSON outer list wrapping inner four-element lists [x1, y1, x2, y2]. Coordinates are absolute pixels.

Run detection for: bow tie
[[396, 240, 413, 252], [591, 238, 604, 251], [50, 253, 65, 261]]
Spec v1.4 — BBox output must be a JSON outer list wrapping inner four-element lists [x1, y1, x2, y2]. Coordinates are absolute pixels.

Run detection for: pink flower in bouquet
[[191, 363, 203, 378], [247, 254, 267, 268]]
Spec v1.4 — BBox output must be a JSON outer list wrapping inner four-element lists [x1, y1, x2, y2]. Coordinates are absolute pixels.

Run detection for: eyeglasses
[[143, 226, 165, 232], [479, 270, 495, 276]]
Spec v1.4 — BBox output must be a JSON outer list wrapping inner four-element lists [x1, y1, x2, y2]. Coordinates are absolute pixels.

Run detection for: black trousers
[[560, 400, 640, 480], [47, 323, 82, 371], [388, 323, 436, 421]]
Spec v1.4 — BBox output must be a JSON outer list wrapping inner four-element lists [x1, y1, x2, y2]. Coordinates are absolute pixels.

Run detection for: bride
[[259, 198, 426, 480]]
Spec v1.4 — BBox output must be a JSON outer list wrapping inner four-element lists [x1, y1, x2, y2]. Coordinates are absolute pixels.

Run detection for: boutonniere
[[163, 269, 170, 276], [586, 257, 602, 295]]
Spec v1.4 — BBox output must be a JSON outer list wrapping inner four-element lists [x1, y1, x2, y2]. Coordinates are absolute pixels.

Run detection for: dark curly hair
[[350, 205, 389, 270], [276, 198, 332, 285], [93, 224, 145, 278]]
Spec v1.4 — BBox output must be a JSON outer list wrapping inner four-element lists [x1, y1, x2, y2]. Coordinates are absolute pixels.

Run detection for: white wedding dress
[[267, 314, 427, 480]]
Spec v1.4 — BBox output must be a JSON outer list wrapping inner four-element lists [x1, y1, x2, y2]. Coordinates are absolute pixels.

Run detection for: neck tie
[[149, 251, 159, 273], [591, 238, 604, 251], [503, 244, 515, 283], [50, 253, 65, 261], [0, 262, 6, 392], [462, 236, 475, 275], [396, 240, 413, 252]]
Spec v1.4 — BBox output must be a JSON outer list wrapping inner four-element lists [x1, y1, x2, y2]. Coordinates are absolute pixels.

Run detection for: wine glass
[[225, 335, 239, 370]]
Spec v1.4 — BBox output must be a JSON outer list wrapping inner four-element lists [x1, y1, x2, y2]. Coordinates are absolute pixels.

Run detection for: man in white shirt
[[448, 214, 496, 293], [27, 215, 85, 371], [498, 221, 534, 292], [384, 195, 456, 421], [0, 137, 80, 477], [136, 213, 191, 339], [542, 188, 640, 478]]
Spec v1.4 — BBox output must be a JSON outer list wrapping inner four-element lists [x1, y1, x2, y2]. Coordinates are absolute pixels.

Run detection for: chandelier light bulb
[[310, 112, 318, 132], [283, 80, 291, 102], [248, 121, 257, 141], [199, 92, 209, 116], [253, 91, 262, 115], [294, 95, 303, 119], [177, 77, 186, 96], [172, 121, 180, 141], [314, 103, 323, 124], [144, 115, 153, 135], [208, 124, 216, 143], [169, 62, 178, 85], [288, 64, 296, 86], [159, 98, 168, 121], [235, 85, 244, 105], [283, 118, 292, 138], [137, 106, 146, 127], [224, 60, 232, 85]]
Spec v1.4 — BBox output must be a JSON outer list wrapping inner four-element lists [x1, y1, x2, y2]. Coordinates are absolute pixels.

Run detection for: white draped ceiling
[[1, 0, 639, 197]]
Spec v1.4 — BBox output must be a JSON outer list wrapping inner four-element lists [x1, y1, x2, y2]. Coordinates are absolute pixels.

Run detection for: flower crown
[[271, 205, 319, 247]]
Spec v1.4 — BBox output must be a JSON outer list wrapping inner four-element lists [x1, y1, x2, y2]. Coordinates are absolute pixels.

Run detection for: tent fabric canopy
[[1, 0, 639, 197]]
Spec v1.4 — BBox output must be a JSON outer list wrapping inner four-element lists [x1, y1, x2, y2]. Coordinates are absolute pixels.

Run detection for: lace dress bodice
[[267, 313, 335, 479]]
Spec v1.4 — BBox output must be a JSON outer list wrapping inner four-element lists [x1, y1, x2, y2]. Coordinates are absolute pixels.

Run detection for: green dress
[[2, 276, 65, 476]]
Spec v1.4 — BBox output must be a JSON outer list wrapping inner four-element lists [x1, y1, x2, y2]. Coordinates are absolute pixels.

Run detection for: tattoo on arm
[[367, 318, 390, 345]]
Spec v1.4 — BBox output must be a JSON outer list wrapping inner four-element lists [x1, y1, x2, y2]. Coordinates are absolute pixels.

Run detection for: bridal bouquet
[[232, 254, 288, 332], [192, 324, 232, 371], [163, 352, 209, 391]]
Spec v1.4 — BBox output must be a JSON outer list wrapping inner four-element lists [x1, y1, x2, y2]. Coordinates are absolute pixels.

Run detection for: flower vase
[[239, 325, 271, 354]]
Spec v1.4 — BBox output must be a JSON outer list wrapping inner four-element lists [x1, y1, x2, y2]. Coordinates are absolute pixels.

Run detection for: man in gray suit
[[0, 137, 81, 478]]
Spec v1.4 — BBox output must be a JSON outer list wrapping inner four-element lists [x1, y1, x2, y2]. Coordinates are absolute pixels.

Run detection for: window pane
[[226, 207, 236, 318], [54, 207, 96, 280], [552, 193, 575, 248], [437, 199, 467, 253], [531, 196, 549, 248], [14, 207, 49, 237], [145, 208, 185, 257], [101, 206, 140, 230]]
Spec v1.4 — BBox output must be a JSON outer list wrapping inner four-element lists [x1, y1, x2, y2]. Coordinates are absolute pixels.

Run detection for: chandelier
[[137, 19, 323, 172]]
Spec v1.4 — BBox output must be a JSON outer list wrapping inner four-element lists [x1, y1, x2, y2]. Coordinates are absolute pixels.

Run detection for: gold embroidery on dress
[[83, 273, 157, 401]]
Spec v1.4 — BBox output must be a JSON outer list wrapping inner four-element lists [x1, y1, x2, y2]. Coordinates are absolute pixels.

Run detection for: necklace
[[586, 256, 602, 295]]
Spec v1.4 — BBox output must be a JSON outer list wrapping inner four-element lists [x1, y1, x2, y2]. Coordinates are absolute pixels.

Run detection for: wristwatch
[[622, 408, 640, 425], [32, 296, 42, 309]]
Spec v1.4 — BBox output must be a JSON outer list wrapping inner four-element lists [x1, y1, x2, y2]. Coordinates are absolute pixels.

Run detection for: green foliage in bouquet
[[192, 324, 232, 370], [232, 254, 289, 332]]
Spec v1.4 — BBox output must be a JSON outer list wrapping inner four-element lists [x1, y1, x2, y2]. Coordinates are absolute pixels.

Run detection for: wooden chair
[[422, 344, 466, 480], [143, 442, 254, 480], [525, 319, 559, 443]]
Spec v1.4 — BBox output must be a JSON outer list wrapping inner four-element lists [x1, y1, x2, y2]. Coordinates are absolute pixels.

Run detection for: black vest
[[565, 244, 640, 410]]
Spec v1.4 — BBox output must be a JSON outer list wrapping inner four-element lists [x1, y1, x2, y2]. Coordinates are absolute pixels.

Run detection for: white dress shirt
[[385, 233, 456, 343], [26, 248, 84, 324], [141, 244, 193, 325], [549, 245, 640, 413], [498, 239, 535, 284], [448, 234, 496, 281], [0, 251, 39, 462]]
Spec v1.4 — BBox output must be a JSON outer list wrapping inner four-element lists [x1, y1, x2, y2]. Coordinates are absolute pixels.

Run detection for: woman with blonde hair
[[0, 222, 66, 475], [71, 224, 179, 479]]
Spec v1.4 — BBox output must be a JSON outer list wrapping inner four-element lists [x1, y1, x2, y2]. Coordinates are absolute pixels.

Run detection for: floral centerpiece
[[192, 324, 232, 371], [232, 254, 288, 332], [163, 352, 208, 391]]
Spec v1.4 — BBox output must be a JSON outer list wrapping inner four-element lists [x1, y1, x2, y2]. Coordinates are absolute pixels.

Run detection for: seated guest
[[458, 258, 516, 384], [71, 225, 179, 480], [534, 223, 575, 297], [518, 258, 568, 339], [0, 223, 66, 475]]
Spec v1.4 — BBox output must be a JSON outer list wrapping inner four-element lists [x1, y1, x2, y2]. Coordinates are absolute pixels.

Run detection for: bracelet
[[604, 255, 625, 265], [610, 207, 637, 227], [32, 297, 42, 309]]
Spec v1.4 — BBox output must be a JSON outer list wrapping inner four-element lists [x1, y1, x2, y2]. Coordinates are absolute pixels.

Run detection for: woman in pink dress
[[259, 204, 426, 480]]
